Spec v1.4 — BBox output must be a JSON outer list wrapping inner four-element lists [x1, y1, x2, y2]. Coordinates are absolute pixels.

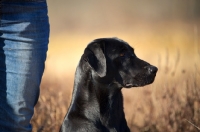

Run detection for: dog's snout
[[145, 65, 158, 74]]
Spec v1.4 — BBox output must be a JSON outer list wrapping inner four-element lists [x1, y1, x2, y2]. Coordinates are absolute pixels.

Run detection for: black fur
[[60, 38, 158, 132]]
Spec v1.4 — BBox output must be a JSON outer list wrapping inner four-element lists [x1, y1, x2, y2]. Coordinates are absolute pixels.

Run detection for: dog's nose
[[145, 65, 158, 74]]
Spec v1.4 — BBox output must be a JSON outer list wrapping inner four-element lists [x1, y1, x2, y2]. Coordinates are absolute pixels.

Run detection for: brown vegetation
[[32, 62, 200, 132]]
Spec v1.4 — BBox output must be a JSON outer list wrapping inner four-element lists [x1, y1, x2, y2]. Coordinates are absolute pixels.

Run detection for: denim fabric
[[0, 1, 49, 131]]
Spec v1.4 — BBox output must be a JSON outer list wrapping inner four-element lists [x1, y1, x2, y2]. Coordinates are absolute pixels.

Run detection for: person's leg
[[0, 0, 49, 131]]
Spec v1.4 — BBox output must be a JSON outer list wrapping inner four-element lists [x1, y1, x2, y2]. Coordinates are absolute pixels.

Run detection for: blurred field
[[31, 1, 200, 132]]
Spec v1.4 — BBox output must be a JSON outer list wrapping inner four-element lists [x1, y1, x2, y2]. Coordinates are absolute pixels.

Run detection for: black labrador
[[60, 38, 158, 132]]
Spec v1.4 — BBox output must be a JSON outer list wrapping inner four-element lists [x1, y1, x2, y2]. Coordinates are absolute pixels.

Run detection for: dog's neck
[[68, 66, 126, 126]]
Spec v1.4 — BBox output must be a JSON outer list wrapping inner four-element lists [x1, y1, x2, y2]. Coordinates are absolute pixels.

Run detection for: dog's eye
[[119, 53, 125, 57]]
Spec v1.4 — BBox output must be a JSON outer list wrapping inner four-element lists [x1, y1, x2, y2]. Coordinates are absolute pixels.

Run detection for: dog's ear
[[83, 42, 106, 77]]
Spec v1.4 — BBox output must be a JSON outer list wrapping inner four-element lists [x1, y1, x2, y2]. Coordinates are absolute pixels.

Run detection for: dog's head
[[82, 37, 157, 88]]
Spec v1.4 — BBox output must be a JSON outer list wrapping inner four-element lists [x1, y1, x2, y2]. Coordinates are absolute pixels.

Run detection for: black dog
[[60, 38, 157, 132]]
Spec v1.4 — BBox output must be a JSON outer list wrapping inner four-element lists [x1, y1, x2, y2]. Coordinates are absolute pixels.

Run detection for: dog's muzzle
[[124, 65, 158, 88]]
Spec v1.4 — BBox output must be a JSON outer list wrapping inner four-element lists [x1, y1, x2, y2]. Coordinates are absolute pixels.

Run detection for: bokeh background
[[31, 0, 200, 131]]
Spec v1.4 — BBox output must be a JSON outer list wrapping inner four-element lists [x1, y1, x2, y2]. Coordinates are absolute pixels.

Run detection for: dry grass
[[31, 21, 200, 132], [31, 52, 200, 132]]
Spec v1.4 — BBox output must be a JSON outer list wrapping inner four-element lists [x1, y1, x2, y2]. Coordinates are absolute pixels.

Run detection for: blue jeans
[[0, 0, 49, 131]]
